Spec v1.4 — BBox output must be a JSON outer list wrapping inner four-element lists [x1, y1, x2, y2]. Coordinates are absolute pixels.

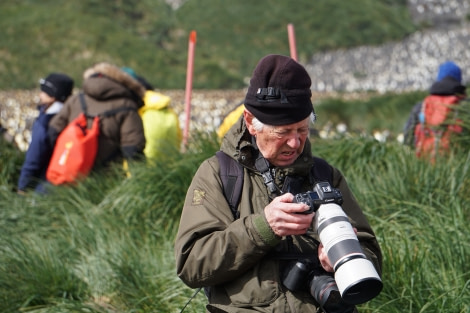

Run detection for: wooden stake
[[183, 30, 197, 150], [287, 23, 298, 61]]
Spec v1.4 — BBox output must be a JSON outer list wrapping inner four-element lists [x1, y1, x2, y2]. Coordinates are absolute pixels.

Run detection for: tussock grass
[[313, 139, 470, 313], [0, 139, 24, 192], [1, 129, 469, 312]]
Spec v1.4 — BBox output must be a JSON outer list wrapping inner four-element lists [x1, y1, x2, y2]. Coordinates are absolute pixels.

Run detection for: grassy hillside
[[0, 0, 415, 90], [3, 2, 469, 312], [0, 132, 469, 312]]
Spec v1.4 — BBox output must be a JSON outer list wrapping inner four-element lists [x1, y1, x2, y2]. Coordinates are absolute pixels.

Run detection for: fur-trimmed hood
[[83, 62, 146, 99]]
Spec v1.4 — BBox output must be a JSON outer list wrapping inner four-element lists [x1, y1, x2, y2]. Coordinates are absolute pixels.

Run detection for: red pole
[[287, 23, 298, 61], [183, 30, 197, 150]]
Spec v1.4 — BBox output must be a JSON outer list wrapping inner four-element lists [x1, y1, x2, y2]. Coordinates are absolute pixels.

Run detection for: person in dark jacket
[[48, 63, 146, 172], [175, 54, 382, 313], [403, 61, 467, 146], [17, 73, 74, 194]]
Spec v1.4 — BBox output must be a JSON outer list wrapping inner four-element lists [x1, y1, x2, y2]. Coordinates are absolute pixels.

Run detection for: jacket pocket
[[220, 260, 280, 306]]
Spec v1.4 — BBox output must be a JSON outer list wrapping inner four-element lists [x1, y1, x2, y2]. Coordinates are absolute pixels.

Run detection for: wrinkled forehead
[[266, 116, 311, 131]]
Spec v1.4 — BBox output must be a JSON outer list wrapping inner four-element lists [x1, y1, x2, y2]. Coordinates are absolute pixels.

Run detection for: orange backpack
[[46, 93, 135, 185], [413, 95, 462, 161]]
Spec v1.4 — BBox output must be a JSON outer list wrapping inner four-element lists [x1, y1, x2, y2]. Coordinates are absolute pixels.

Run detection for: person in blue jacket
[[17, 73, 74, 194]]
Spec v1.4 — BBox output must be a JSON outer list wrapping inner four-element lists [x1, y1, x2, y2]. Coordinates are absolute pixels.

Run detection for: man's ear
[[243, 109, 257, 135]]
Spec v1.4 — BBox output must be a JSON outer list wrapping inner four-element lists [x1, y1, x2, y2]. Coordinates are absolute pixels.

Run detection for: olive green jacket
[[174, 117, 382, 313]]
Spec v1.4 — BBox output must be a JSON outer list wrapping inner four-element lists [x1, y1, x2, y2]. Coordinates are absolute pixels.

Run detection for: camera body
[[285, 181, 383, 310], [293, 181, 343, 214]]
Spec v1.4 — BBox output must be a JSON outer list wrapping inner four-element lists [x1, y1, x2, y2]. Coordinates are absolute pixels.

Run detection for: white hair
[[251, 112, 317, 131]]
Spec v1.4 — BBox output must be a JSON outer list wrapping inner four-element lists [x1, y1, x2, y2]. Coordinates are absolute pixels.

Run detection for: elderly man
[[175, 54, 382, 313]]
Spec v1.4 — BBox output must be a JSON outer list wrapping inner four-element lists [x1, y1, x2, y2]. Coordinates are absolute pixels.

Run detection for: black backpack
[[216, 150, 333, 220]]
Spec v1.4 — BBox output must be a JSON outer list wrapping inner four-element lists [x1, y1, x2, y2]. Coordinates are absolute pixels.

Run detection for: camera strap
[[250, 136, 281, 196], [179, 287, 202, 313], [254, 155, 281, 196], [281, 175, 305, 194]]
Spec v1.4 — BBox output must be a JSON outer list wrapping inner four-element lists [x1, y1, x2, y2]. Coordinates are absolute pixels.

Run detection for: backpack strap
[[216, 151, 243, 220], [79, 92, 88, 116]]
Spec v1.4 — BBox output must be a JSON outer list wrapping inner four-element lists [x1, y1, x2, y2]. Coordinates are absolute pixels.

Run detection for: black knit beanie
[[40, 73, 74, 102], [244, 54, 313, 126]]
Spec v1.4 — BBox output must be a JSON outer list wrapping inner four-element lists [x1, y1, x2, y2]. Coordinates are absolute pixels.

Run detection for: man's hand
[[318, 227, 358, 273], [264, 193, 314, 237], [318, 243, 334, 272]]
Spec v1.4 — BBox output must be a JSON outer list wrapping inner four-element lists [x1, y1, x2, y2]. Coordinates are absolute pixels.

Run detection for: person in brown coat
[[48, 62, 146, 171]]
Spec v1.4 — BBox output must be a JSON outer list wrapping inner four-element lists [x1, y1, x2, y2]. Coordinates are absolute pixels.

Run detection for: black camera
[[282, 261, 355, 313], [292, 181, 343, 214], [283, 182, 383, 311]]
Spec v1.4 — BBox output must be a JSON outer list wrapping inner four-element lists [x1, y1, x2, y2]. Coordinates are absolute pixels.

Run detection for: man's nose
[[286, 135, 301, 148]]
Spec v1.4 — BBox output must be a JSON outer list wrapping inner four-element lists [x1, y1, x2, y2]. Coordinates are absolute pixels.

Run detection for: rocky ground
[[0, 89, 372, 151], [0, 89, 248, 151]]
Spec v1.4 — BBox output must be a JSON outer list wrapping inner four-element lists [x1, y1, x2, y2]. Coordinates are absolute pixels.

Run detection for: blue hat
[[121, 67, 138, 79], [436, 61, 462, 83]]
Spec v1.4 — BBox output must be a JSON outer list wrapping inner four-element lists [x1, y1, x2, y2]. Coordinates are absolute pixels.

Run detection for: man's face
[[245, 111, 310, 167]]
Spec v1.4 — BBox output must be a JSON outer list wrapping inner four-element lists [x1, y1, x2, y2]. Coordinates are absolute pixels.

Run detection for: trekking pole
[[287, 23, 298, 61], [183, 30, 197, 151]]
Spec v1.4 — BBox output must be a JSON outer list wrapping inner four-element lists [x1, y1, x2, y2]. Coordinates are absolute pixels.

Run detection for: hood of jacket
[[220, 116, 316, 179], [140, 90, 171, 113], [82, 62, 146, 104], [430, 76, 466, 96]]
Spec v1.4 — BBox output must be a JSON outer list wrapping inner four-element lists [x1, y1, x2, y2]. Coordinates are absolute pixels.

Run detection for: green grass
[[2, 1, 467, 312], [313, 90, 428, 138], [308, 138, 470, 313], [1, 126, 469, 312], [0, 0, 416, 90], [0, 138, 24, 191]]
